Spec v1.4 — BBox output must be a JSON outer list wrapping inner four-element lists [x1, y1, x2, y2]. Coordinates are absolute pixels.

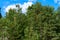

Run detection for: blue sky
[[0, 0, 60, 17]]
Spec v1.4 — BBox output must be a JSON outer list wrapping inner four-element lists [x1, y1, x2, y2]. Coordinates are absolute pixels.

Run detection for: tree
[[0, 2, 60, 40], [0, 8, 2, 18]]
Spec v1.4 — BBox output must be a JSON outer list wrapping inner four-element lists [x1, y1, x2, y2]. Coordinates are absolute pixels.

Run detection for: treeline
[[0, 2, 60, 40]]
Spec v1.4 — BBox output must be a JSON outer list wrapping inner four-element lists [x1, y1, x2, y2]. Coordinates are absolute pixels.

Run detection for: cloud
[[54, 0, 60, 4], [5, 2, 33, 13], [54, 0, 58, 3], [5, 0, 38, 13], [5, 4, 17, 12], [28, 0, 37, 2], [28, 0, 34, 2], [21, 2, 33, 13]]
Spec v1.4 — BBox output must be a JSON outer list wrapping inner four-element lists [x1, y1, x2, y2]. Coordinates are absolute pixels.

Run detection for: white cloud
[[5, 2, 33, 13], [54, 0, 58, 3], [21, 2, 33, 13], [5, 0, 38, 13], [5, 4, 17, 12], [54, 0, 60, 4], [28, 0, 34, 2], [28, 0, 37, 2]]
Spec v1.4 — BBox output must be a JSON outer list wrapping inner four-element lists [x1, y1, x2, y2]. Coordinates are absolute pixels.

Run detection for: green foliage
[[0, 2, 60, 40]]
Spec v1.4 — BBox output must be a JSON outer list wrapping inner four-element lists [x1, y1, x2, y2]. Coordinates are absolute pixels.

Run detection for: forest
[[0, 2, 60, 40]]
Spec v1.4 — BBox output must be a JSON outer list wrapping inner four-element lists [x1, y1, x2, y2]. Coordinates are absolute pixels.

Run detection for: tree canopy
[[0, 2, 60, 40]]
